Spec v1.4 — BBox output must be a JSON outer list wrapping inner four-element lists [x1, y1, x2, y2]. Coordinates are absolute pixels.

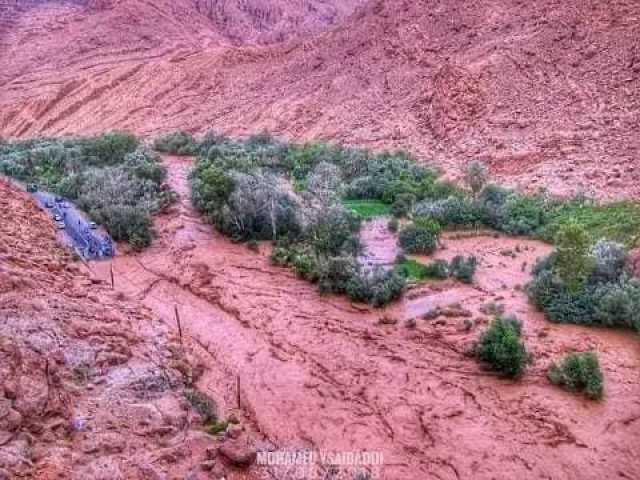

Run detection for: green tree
[[554, 221, 594, 292]]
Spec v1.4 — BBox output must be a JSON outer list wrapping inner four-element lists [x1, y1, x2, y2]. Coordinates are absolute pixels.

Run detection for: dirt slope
[[0, 178, 263, 479], [88, 155, 640, 480], [1, 0, 639, 198]]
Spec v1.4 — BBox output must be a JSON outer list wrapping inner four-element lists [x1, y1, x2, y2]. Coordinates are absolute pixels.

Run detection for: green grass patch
[[342, 199, 392, 219], [540, 200, 640, 247], [395, 258, 449, 282], [395, 258, 430, 281]]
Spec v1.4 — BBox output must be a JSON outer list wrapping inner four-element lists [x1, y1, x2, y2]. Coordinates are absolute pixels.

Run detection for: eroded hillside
[[0, 178, 253, 479], [1, 0, 639, 199]]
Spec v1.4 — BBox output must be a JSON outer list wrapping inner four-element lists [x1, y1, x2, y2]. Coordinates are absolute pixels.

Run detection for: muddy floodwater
[[91, 156, 640, 480]]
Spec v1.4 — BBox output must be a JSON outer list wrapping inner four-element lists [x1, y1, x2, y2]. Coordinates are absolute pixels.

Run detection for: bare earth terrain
[[1, 0, 639, 198]]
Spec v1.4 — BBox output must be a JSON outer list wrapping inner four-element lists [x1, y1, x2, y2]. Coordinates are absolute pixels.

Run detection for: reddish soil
[[2, 1, 640, 478], [87, 155, 640, 480], [1, 0, 639, 198], [0, 177, 275, 480]]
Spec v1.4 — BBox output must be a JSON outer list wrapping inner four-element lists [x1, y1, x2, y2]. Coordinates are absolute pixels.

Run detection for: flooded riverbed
[[89, 155, 640, 480]]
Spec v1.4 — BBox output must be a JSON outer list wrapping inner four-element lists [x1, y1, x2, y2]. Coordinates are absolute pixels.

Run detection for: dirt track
[[92, 155, 640, 480]]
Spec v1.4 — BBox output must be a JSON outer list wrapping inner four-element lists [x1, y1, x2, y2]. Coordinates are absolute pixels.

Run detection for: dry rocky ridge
[[1, 0, 639, 198]]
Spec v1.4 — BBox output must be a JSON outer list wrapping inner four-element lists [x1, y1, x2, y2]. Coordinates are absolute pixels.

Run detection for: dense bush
[[153, 131, 199, 155], [317, 256, 358, 294], [414, 196, 481, 228], [391, 193, 416, 218], [0, 134, 168, 249], [548, 352, 604, 399], [79, 131, 140, 165], [189, 132, 640, 311], [345, 268, 406, 307], [528, 233, 640, 331], [308, 204, 361, 256], [591, 239, 627, 281], [477, 186, 549, 236], [449, 255, 478, 284], [398, 218, 441, 254], [476, 315, 529, 378], [553, 221, 594, 291]]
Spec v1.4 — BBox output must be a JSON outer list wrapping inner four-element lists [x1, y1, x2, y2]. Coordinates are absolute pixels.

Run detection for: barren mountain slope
[[192, 0, 367, 44], [1, 0, 639, 197]]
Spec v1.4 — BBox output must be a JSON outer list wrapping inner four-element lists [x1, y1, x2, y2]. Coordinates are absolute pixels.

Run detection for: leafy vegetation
[[398, 218, 441, 254], [538, 199, 640, 247], [190, 133, 445, 305], [548, 352, 604, 399], [395, 258, 447, 282], [188, 130, 640, 312], [449, 255, 478, 284], [476, 315, 529, 378], [184, 388, 233, 435], [153, 130, 199, 155], [0, 132, 172, 249], [528, 232, 640, 331]]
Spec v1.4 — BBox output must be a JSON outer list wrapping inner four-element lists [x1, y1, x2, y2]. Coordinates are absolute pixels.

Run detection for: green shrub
[[388, 217, 399, 232], [414, 196, 481, 228], [590, 276, 640, 330], [539, 199, 640, 247], [124, 148, 167, 184], [554, 221, 594, 292], [478, 186, 549, 236], [184, 388, 218, 423], [398, 218, 441, 254], [190, 163, 234, 214], [309, 205, 361, 256], [154, 131, 198, 155], [449, 255, 478, 284], [476, 315, 529, 378], [291, 251, 320, 282], [346, 268, 406, 307], [81, 131, 139, 165], [591, 239, 627, 281], [548, 352, 603, 399], [391, 193, 416, 218], [423, 259, 450, 279], [317, 256, 358, 293], [528, 236, 640, 331]]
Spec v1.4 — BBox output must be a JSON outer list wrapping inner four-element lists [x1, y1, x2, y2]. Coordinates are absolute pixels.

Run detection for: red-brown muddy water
[[92, 156, 640, 480]]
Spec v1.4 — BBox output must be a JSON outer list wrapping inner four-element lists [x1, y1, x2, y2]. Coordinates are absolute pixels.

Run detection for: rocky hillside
[[0, 179, 214, 479], [0, 0, 638, 198]]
